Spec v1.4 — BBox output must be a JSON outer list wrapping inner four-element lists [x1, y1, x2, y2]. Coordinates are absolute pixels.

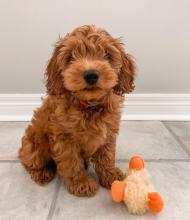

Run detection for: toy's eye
[[104, 52, 111, 61]]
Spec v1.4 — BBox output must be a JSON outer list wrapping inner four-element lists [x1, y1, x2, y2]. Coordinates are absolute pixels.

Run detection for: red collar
[[79, 100, 105, 113]]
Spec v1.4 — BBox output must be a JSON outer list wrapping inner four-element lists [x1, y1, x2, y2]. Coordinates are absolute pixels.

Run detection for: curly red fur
[[18, 25, 135, 196]]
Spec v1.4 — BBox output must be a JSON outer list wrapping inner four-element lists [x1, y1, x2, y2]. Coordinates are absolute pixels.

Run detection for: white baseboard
[[0, 93, 190, 121], [123, 94, 190, 121]]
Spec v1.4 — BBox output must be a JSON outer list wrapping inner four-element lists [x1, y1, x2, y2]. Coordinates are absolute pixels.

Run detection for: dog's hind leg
[[18, 126, 56, 185]]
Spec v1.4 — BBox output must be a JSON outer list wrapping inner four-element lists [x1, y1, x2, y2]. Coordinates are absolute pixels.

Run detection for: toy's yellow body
[[111, 156, 164, 215]]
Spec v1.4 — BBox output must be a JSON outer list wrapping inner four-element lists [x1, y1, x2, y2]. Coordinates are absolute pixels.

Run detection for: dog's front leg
[[51, 139, 99, 197], [93, 136, 124, 189]]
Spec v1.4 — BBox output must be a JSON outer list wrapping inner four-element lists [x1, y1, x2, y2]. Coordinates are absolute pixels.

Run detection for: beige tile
[[164, 122, 190, 153], [0, 122, 27, 160], [52, 161, 190, 220], [116, 121, 188, 160], [0, 162, 57, 220]]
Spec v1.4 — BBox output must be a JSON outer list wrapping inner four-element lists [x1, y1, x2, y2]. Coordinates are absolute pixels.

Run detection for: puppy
[[19, 25, 135, 197]]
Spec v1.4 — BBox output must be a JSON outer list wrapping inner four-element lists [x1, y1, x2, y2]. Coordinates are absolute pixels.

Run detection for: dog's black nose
[[84, 70, 99, 85]]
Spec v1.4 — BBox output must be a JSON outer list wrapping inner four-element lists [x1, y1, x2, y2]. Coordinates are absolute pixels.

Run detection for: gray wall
[[0, 0, 189, 94]]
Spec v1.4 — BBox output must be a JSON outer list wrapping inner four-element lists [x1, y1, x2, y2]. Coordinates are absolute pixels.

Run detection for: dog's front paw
[[99, 167, 124, 189], [67, 176, 99, 197], [30, 167, 56, 186]]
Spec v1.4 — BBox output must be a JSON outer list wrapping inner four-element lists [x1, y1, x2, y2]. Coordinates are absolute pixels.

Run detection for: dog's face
[[46, 25, 135, 100]]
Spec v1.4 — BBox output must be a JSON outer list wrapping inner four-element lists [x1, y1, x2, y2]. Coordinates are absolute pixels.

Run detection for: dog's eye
[[104, 52, 111, 61], [67, 53, 74, 63]]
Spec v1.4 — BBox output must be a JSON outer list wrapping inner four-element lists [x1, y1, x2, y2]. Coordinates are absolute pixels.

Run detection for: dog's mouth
[[83, 87, 99, 92], [72, 85, 108, 101]]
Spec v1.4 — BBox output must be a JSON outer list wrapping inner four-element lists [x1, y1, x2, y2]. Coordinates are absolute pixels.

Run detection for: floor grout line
[[46, 177, 61, 220], [116, 158, 190, 163], [0, 159, 19, 163], [0, 158, 190, 163], [162, 121, 190, 159]]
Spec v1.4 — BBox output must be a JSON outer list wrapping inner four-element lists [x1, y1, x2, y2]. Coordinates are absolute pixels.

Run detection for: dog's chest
[[75, 117, 108, 157], [58, 103, 121, 158], [63, 110, 116, 157]]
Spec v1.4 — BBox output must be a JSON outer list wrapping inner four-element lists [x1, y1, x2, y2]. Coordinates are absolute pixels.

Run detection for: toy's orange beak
[[129, 155, 144, 170], [111, 181, 126, 203]]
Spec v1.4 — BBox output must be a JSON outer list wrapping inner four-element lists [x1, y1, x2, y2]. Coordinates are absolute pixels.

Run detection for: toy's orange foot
[[148, 192, 164, 213], [129, 155, 144, 170], [111, 180, 126, 203]]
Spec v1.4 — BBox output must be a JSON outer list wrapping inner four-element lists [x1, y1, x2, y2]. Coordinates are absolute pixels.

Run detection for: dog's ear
[[114, 42, 136, 96], [45, 39, 66, 95]]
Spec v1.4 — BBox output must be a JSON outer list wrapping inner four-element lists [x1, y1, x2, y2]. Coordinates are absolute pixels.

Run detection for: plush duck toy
[[111, 156, 164, 215]]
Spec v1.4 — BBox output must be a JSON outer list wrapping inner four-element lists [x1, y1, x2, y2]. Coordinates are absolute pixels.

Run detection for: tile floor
[[0, 121, 190, 220]]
